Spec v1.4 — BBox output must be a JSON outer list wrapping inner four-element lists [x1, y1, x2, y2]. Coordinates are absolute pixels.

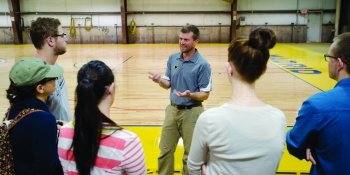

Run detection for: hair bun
[[249, 28, 276, 50]]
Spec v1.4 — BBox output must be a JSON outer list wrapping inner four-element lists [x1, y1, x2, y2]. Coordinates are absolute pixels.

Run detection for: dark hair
[[332, 32, 350, 73], [228, 28, 276, 83], [6, 78, 57, 104], [72, 60, 121, 175], [181, 24, 200, 40], [30, 17, 61, 49]]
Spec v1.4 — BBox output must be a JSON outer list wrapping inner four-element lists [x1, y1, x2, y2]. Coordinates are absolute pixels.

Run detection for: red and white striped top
[[58, 122, 146, 175]]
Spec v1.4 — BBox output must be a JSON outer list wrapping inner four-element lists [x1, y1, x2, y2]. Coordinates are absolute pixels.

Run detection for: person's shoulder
[[195, 53, 210, 66], [198, 104, 227, 120], [20, 56, 42, 60], [306, 90, 336, 105], [263, 105, 286, 123], [20, 110, 56, 130], [204, 105, 225, 114], [112, 129, 139, 141], [28, 110, 56, 122], [264, 105, 285, 115], [299, 90, 342, 114], [169, 52, 181, 58]]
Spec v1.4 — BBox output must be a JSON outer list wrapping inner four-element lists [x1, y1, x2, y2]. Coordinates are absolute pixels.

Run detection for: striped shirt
[[58, 122, 146, 175]]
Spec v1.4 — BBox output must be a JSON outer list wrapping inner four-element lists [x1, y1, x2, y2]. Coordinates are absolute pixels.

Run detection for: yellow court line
[[124, 126, 310, 175], [271, 43, 336, 91]]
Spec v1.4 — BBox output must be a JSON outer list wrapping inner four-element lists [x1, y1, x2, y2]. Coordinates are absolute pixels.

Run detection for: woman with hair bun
[[188, 28, 286, 175]]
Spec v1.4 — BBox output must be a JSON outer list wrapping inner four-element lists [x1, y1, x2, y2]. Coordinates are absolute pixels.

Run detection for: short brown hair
[[181, 24, 200, 40], [30, 17, 61, 49], [228, 28, 276, 83], [332, 32, 350, 73]]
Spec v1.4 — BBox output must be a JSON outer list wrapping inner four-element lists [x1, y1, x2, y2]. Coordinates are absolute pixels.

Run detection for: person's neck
[[229, 77, 264, 107], [182, 48, 196, 61], [35, 49, 58, 65], [98, 97, 112, 118], [335, 70, 350, 82], [36, 95, 48, 103]]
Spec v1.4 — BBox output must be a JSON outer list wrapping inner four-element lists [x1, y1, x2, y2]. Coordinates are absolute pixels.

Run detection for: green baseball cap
[[9, 57, 63, 86]]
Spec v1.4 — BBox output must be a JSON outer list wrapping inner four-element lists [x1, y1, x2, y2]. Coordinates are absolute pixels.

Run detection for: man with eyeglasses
[[287, 32, 350, 175], [28, 17, 71, 122]]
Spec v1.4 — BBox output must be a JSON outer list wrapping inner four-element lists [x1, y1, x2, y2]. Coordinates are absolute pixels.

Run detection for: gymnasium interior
[[1, 0, 350, 174]]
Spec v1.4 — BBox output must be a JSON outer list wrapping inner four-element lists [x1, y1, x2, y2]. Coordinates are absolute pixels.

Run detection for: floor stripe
[[271, 43, 336, 91]]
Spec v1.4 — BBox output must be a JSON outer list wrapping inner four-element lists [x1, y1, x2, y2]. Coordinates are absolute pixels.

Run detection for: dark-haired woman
[[187, 28, 286, 175], [58, 60, 146, 175], [7, 57, 64, 175]]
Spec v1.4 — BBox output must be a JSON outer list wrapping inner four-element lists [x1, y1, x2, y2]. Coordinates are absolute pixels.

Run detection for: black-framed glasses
[[324, 54, 337, 62], [54, 33, 67, 39], [324, 54, 349, 65]]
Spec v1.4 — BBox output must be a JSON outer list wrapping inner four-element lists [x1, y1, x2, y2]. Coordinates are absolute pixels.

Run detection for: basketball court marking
[[271, 43, 335, 91]]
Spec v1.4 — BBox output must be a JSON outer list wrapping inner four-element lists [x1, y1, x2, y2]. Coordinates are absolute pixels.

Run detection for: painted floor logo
[[270, 55, 321, 74]]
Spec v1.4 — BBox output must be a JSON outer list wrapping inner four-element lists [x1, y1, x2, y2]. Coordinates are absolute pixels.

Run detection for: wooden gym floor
[[0, 43, 333, 125], [0, 43, 333, 174]]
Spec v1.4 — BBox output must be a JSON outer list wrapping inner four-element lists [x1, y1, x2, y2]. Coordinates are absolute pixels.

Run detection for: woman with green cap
[[6, 57, 64, 175]]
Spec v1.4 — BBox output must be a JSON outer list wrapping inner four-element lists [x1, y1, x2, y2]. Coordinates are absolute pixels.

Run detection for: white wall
[[21, 15, 120, 27], [21, 0, 120, 12], [0, 0, 10, 27], [18, 0, 120, 27], [126, 0, 231, 26], [0, 0, 337, 43], [238, 0, 335, 10], [0, 0, 336, 27], [238, 0, 297, 10], [127, 0, 230, 11], [129, 14, 230, 26]]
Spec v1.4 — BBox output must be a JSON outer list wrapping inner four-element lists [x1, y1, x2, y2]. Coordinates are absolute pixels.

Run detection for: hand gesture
[[56, 120, 65, 130], [148, 72, 161, 83], [173, 89, 191, 98]]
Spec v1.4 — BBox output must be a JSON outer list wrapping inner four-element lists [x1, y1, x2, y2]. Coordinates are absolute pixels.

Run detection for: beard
[[54, 46, 66, 55], [328, 70, 336, 80], [180, 44, 194, 53]]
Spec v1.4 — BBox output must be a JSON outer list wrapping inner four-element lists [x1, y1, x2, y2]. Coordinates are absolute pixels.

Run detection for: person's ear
[[106, 82, 115, 94], [194, 39, 199, 44], [226, 62, 233, 76], [46, 36, 55, 47], [337, 58, 345, 71], [36, 84, 45, 94]]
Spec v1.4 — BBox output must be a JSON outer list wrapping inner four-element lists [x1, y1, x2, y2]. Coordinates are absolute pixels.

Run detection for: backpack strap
[[8, 108, 43, 130], [3, 108, 10, 121]]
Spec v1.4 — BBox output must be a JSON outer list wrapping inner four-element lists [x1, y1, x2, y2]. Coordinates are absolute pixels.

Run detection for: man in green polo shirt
[[149, 24, 212, 175]]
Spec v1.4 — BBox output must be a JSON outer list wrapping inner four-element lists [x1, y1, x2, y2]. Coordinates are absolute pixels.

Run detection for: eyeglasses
[[324, 54, 337, 62], [324, 54, 349, 65], [53, 33, 67, 39]]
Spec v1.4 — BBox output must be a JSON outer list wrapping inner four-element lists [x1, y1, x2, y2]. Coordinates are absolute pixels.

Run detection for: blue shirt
[[286, 78, 350, 175], [165, 49, 212, 105], [9, 98, 63, 175]]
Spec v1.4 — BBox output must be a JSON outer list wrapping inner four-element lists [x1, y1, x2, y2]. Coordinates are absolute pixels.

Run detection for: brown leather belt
[[171, 103, 202, 110]]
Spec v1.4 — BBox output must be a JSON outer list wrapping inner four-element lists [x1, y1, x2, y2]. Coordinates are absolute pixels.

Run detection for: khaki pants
[[158, 104, 204, 175]]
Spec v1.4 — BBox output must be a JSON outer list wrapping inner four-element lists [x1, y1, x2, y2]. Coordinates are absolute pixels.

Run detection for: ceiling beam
[[8, 0, 23, 44]]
